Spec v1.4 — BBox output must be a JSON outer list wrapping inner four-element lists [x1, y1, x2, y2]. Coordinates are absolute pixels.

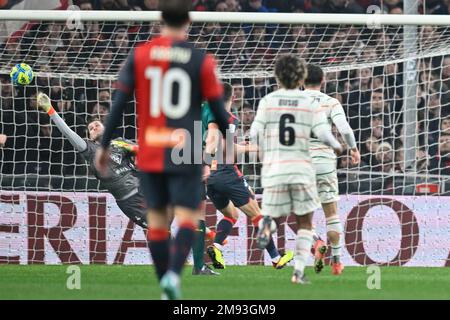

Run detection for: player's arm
[[312, 105, 342, 155], [330, 101, 360, 164], [201, 54, 230, 135], [36, 93, 88, 152], [97, 50, 135, 173], [205, 122, 220, 155]]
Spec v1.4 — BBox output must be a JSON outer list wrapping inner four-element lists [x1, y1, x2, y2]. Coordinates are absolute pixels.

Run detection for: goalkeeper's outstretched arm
[[37, 92, 87, 152]]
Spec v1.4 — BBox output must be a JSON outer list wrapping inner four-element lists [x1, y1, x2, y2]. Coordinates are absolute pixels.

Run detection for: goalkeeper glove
[[111, 140, 138, 154], [37, 92, 54, 115]]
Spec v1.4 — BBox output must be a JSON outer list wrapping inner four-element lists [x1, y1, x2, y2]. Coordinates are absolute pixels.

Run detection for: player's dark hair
[[305, 64, 324, 86], [274, 54, 307, 89], [223, 82, 233, 103], [159, 0, 191, 28]]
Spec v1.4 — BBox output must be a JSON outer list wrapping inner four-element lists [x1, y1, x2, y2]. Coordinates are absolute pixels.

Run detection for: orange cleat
[[331, 262, 344, 275], [313, 239, 327, 274]]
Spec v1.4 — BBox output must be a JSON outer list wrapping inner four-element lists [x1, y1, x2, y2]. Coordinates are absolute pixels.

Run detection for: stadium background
[[1, 0, 450, 268]]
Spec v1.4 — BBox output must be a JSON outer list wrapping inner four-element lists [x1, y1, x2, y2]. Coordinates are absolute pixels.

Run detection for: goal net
[[1, 10, 449, 266]]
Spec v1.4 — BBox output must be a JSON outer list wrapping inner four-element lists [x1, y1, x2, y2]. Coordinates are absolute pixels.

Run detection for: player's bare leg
[[207, 201, 239, 269], [291, 213, 314, 285], [322, 202, 344, 275], [192, 201, 220, 275], [159, 206, 199, 300], [239, 199, 293, 269]]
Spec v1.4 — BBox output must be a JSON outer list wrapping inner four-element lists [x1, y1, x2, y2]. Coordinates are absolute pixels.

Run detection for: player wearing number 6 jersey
[[304, 65, 361, 276], [96, 0, 230, 300], [250, 55, 342, 285]]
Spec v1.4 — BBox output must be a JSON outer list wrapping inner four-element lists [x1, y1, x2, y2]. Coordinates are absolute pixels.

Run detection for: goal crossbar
[[3, 10, 450, 26]]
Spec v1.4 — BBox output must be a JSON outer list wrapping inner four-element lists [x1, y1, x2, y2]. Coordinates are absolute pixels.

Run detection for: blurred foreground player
[[95, 0, 230, 299]]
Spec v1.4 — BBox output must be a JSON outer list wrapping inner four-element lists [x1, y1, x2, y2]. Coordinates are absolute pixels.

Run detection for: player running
[[203, 82, 294, 270], [304, 64, 360, 275], [95, 0, 230, 300], [251, 55, 342, 284], [36, 92, 148, 229]]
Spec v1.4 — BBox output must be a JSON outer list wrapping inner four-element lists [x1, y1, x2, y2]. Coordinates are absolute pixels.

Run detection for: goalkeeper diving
[[36, 92, 148, 229]]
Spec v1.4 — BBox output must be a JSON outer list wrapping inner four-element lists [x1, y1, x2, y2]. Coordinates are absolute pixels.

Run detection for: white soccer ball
[[258, 216, 277, 234]]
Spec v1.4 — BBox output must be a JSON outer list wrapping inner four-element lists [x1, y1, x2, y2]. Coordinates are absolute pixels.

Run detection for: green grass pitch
[[1, 265, 449, 300]]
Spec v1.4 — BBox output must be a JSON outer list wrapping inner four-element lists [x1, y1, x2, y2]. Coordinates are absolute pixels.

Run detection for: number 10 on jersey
[[145, 67, 191, 119]]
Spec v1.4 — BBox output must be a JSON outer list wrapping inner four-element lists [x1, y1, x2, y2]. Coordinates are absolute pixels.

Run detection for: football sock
[[331, 245, 341, 262], [147, 227, 170, 281], [326, 215, 342, 261], [192, 219, 206, 270], [169, 222, 196, 275], [294, 229, 314, 274], [214, 216, 236, 246], [251, 215, 280, 260], [266, 238, 280, 261]]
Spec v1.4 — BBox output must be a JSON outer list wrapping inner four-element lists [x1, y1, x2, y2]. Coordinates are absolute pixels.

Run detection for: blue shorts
[[139, 172, 202, 210], [206, 167, 254, 210]]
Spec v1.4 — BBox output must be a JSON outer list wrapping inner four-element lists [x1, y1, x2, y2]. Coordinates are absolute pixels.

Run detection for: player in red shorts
[[96, 0, 230, 300]]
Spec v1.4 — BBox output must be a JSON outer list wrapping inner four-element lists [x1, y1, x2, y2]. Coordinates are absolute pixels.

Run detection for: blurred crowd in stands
[[2, 0, 450, 194]]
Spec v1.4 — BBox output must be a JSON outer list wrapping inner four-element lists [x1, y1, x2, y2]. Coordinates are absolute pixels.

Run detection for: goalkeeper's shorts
[[261, 183, 321, 217], [313, 162, 340, 204], [116, 192, 148, 229]]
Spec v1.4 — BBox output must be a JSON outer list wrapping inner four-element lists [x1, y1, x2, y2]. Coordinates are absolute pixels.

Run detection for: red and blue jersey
[[116, 36, 223, 174]]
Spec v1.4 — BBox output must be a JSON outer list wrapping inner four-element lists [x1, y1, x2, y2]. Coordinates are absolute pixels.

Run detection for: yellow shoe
[[207, 245, 226, 269], [273, 250, 294, 269]]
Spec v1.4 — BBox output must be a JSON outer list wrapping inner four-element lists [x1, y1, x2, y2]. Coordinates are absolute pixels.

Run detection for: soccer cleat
[[291, 270, 311, 285], [192, 264, 221, 276], [331, 262, 344, 275], [273, 251, 294, 269], [207, 245, 226, 269], [256, 216, 273, 250], [313, 239, 327, 274], [160, 271, 181, 300], [206, 230, 228, 245]]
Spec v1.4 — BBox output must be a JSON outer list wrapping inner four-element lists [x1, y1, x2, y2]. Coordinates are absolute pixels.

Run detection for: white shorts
[[262, 183, 321, 217], [313, 163, 340, 204]]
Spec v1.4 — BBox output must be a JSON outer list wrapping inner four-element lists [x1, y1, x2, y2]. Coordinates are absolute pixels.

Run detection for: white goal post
[[1, 10, 450, 266], [3, 10, 450, 25]]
